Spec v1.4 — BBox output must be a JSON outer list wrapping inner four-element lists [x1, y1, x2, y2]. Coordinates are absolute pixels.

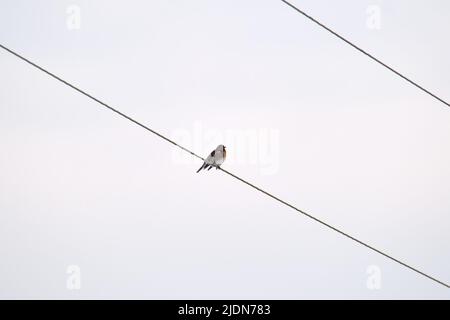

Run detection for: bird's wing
[[205, 151, 215, 165]]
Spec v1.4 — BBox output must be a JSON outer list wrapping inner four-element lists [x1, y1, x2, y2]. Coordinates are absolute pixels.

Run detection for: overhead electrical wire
[[281, 0, 450, 108], [1, 43, 447, 288]]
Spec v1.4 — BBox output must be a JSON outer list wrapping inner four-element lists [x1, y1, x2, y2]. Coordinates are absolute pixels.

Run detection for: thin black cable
[[281, 0, 450, 108], [0, 44, 203, 162], [220, 168, 449, 289], [0, 43, 448, 289]]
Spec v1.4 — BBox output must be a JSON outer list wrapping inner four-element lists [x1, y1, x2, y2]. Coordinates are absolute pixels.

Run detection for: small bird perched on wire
[[196, 145, 227, 173]]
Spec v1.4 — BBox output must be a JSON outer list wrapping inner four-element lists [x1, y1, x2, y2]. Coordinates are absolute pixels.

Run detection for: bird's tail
[[196, 163, 205, 173]]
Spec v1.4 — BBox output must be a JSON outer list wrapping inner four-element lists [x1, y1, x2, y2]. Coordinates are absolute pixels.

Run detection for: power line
[[220, 168, 449, 289], [281, 0, 450, 109], [0, 44, 203, 163], [0, 43, 448, 289]]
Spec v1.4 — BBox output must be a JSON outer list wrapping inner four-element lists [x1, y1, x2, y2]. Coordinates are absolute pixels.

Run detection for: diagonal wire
[[281, 0, 450, 108], [0, 44, 203, 162], [0, 43, 448, 289], [219, 168, 449, 289]]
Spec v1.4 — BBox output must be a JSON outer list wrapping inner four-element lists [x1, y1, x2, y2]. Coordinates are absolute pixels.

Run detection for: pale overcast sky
[[0, 0, 449, 298]]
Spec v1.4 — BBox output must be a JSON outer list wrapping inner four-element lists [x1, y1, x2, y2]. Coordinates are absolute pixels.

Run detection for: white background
[[0, 0, 449, 298]]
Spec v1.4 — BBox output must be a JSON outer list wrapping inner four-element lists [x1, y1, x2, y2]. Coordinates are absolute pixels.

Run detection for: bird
[[196, 145, 226, 173]]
